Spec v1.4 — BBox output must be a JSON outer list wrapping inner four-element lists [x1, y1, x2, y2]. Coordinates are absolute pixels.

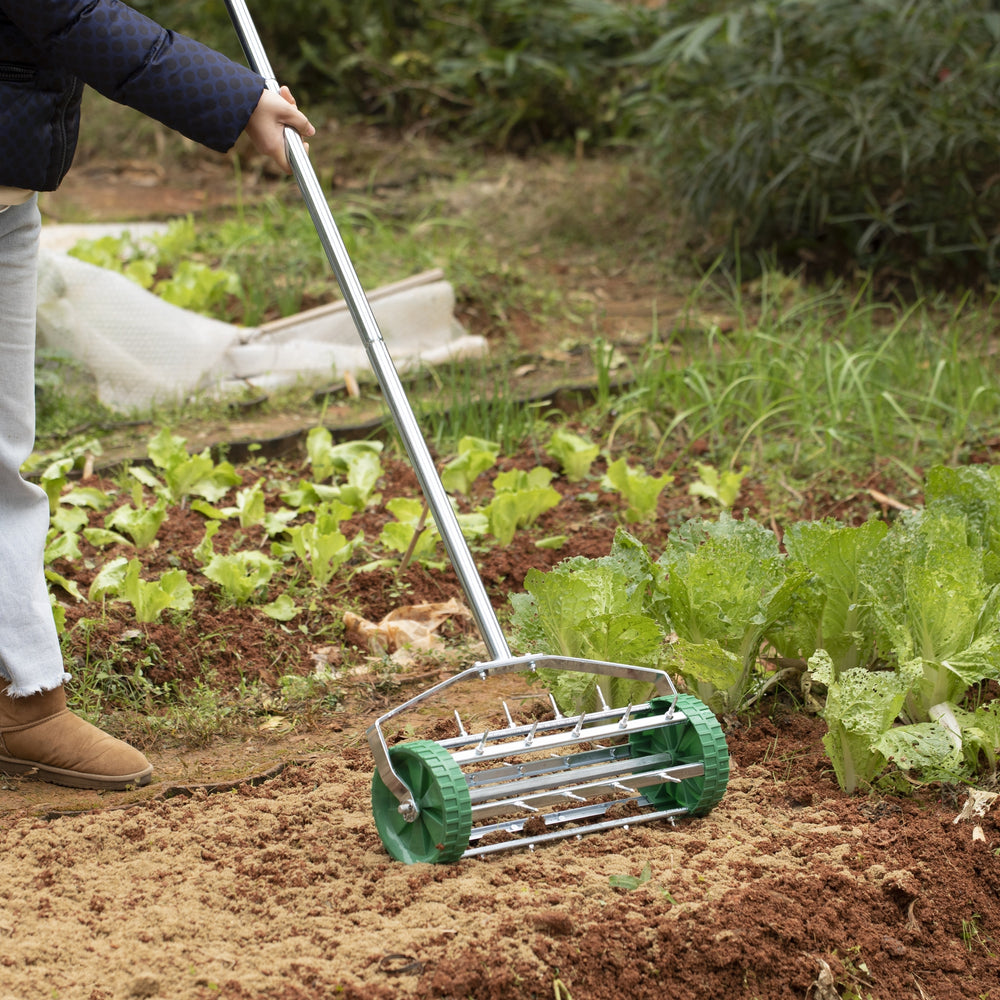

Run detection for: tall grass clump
[[630, 0, 1000, 281], [617, 272, 1000, 474]]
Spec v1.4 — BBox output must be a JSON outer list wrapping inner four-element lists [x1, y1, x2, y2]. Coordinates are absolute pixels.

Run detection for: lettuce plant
[[202, 550, 280, 605], [772, 518, 888, 674], [809, 651, 919, 794], [688, 462, 749, 509], [924, 463, 1000, 583], [278, 501, 362, 586], [546, 428, 599, 483], [861, 508, 1000, 724], [484, 467, 561, 546], [132, 428, 242, 504], [510, 556, 664, 713], [305, 429, 383, 510], [602, 457, 673, 523], [440, 436, 499, 495], [105, 497, 168, 549], [658, 512, 807, 713], [89, 557, 193, 623]]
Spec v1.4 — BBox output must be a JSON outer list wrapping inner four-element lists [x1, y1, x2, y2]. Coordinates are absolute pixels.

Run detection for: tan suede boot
[[0, 681, 152, 790]]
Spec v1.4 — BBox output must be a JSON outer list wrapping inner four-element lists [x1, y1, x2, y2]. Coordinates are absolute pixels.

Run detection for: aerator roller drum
[[368, 665, 730, 863], [224, 0, 731, 864]]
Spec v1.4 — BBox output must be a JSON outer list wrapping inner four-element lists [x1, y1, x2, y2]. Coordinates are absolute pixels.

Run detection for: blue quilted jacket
[[0, 0, 264, 190]]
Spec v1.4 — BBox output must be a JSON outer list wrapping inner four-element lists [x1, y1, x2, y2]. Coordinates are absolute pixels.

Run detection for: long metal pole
[[224, 0, 511, 661]]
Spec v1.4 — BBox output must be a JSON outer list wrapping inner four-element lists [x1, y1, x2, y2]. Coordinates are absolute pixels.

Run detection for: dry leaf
[[344, 598, 472, 664], [258, 714, 288, 732], [952, 788, 998, 824], [808, 958, 840, 1000]]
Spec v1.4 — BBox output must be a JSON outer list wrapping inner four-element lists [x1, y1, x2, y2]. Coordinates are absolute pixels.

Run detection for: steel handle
[[223, 0, 512, 660]]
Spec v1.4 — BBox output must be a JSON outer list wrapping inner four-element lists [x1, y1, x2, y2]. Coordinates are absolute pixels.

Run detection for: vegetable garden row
[[39, 426, 1000, 800]]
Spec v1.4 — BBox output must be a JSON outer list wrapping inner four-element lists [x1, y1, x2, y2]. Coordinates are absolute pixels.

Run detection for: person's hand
[[244, 85, 315, 174]]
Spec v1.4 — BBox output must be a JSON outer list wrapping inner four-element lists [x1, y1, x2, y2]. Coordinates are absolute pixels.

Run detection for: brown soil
[[4, 132, 998, 1000], [3, 713, 998, 1000], [3, 451, 998, 1000]]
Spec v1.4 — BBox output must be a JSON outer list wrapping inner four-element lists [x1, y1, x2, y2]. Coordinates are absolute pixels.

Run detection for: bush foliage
[[635, 0, 1000, 280], [140, 0, 659, 147], [142, 0, 1000, 281]]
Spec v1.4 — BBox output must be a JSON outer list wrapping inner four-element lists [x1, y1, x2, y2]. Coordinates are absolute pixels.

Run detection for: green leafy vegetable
[[105, 497, 168, 548], [202, 550, 279, 605], [861, 508, 1000, 722], [688, 462, 749, 508], [602, 457, 673, 522], [510, 557, 663, 713], [89, 557, 193, 623], [135, 428, 242, 503], [440, 436, 499, 494], [154, 259, 241, 313], [810, 651, 919, 794], [484, 467, 561, 546], [38, 457, 75, 514], [658, 512, 807, 713], [546, 428, 599, 483], [280, 502, 361, 585], [304, 430, 383, 510], [260, 593, 301, 622], [774, 518, 887, 673]]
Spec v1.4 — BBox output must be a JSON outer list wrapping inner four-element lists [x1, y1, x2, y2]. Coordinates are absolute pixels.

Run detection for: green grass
[[37, 185, 1000, 489], [602, 267, 1000, 481]]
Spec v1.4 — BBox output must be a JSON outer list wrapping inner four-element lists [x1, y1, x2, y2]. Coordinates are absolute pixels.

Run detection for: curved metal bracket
[[366, 654, 677, 812]]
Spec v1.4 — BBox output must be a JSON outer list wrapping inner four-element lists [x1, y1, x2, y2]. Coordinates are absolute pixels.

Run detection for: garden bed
[[1, 448, 998, 999]]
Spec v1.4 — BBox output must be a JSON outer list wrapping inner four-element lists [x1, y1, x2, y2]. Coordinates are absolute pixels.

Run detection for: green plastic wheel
[[371, 740, 472, 864], [629, 694, 730, 816]]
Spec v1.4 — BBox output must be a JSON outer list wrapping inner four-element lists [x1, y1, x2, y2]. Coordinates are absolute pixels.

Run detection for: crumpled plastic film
[[35, 243, 485, 412], [36, 249, 243, 412]]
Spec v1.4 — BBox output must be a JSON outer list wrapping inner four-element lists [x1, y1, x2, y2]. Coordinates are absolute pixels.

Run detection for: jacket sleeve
[[0, 0, 264, 152]]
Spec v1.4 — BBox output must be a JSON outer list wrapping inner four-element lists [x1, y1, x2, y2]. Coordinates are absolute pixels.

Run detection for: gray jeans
[[0, 197, 70, 695]]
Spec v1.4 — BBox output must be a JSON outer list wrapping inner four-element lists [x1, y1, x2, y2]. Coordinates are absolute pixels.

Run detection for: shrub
[[142, 0, 660, 148], [630, 0, 1000, 280]]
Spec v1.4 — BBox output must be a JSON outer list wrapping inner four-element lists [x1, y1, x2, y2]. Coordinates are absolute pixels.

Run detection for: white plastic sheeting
[[34, 226, 486, 412]]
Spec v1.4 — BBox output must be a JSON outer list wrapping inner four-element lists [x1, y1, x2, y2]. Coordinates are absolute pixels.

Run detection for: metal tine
[[548, 694, 564, 720], [437, 700, 664, 752], [617, 702, 634, 729], [502, 701, 515, 727], [467, 758, 702, 818], [595, 686, 609, 711], [523, 720, 539, 748], [454, 710, 467, 737], [466, 803, 690, 857], [463, 744, 629, 790], [451, 711, 677, 765]]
